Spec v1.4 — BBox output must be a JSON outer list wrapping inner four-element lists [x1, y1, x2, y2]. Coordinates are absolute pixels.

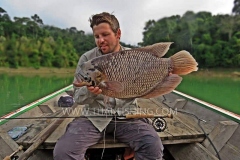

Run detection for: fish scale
[[95, 50, 169, 98]]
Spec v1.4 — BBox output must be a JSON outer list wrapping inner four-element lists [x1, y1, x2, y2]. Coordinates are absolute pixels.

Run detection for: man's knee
[[133, 135, 164, 159], [53, 138, 85, 160], [145, 135, 163, 152], [53, 139, 69, 159]]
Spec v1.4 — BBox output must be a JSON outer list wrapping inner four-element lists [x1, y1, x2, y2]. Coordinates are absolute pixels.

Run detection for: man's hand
[[87, 86, 102, 95]]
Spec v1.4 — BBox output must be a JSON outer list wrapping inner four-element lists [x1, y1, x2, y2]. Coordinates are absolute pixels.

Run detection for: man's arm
[[73, 54, 102, 105]]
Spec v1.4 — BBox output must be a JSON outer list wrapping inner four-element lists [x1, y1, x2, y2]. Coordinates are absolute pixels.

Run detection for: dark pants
[[53, 117, 163, 160]]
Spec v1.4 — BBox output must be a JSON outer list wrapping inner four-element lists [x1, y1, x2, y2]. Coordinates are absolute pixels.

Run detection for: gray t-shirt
[[73, 46, 138, 132]]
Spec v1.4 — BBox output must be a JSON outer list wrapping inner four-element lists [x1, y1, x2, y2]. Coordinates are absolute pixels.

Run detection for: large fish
[[75, 42, 198, 99]]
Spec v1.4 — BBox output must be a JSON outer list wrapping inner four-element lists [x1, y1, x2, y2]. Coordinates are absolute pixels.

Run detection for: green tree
[[0, 7, 7, 17], [0, 36, 8, 66], [13, 17, 31, 37], [31, 14, 43, 26], [140, 10, 240, 68], [5, 34, 19, 68], [218, 15, 240, 41], [233, 0, 240, 15]]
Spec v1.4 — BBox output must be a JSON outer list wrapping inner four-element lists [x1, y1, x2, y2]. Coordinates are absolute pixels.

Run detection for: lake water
[[0, 73, 73, 116], [0, 69, 239, 117], [177, 73, 240, 114]]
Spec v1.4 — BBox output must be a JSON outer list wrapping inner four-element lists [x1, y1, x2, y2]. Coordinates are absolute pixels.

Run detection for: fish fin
[[171, 50, 198, 75], [138, 42, 173, 57], [141, 74, 182, 98], [99, 81, 124, 92]]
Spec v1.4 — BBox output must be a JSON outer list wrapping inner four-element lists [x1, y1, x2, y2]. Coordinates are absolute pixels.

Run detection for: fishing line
[[160, 95, 222, 160]]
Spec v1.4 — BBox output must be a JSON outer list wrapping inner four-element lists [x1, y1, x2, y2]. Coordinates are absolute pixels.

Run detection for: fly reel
[[152, 118, 167, 132]]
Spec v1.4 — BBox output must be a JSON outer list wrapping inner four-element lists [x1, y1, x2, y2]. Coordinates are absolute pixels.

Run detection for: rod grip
[[125, 114, 173, 119], [126, 114, 155, 119]]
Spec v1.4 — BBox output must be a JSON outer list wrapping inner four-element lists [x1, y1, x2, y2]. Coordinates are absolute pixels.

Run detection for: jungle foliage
[[0, 8, 96, 68], [140, 11, 240, 67], [0, 1, 240, 68]]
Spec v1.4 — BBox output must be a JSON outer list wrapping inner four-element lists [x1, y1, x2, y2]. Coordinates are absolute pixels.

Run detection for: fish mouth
[[75, 72, 95, 87], [73, 81, 92, 87], [75, 72, 86, 83], [79, 81, 92, 86]]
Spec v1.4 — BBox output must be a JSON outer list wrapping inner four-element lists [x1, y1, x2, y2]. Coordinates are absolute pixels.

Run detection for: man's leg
[[53, 117, 102, 160], [113, 119, 164, 160]]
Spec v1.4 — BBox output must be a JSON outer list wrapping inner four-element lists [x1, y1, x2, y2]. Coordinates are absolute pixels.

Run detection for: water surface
[[0, 73, 73, 116], [177, 73, 240, 114], [0, 68, 239, 117]]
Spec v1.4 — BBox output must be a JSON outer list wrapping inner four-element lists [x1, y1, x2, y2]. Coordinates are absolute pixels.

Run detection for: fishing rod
[[1, 113, 173, 132], [0, 113, 173, 120]]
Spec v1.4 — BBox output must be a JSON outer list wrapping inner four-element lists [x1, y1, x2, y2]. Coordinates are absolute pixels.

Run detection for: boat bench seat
[[90, 135, 129, 149]]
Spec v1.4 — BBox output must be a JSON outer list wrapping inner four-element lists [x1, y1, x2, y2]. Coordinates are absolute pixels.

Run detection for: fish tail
[[170, 50, 198, 75]]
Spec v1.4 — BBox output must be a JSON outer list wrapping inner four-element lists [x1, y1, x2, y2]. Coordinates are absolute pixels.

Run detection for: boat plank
[[162, 137, 204, 145], [166, 143, 218, 160], [16, 121, 50, 147], [174, 112, 212, 134], [27, 150, 53, 160], [0, 135, 14, 159], [45, 118, 74, 144], [0, 154, 4, 159], [202, 120, 238, 154], [45, 105, 83, 144], [16, 112, 61, 147], [137, 98, 204, 140], [219, 142, 240, 160], [0, 131, 24, 159], [161, 118, 196, 139], [154, 98, 209, 137], [0, 130, 19, 151], [90, 142, 128, 148]]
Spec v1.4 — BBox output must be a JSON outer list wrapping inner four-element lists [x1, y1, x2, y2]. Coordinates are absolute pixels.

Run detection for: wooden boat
[[0, 84, 240, 160]]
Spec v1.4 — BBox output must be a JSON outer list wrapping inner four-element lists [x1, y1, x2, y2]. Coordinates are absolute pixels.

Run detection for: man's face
[[93, 23, 121, 54]]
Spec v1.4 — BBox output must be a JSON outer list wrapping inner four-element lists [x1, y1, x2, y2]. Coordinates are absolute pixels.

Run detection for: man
[[54, 12, 163, 160]]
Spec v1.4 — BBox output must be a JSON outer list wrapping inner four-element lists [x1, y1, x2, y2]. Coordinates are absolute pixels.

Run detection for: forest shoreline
[[0, 67, 76, 77], [0, 67, 75, 74], [0, 67, 239, 78]]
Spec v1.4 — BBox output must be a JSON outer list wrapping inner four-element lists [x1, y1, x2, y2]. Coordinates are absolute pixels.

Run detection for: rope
[[113, 114, 117, 143], [101, 128, 106, 159]]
